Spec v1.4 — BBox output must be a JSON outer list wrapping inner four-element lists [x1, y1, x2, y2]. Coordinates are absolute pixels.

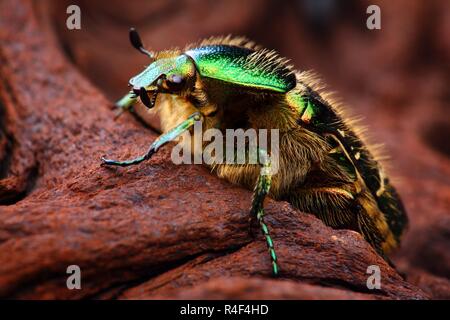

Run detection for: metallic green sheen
[[185, 45, 295, 93], [286, 91, 307, 114], [129, 55, 194, 89]]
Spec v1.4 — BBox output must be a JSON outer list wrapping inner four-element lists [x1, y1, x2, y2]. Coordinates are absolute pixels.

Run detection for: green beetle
[[102, 29, 408, 276]]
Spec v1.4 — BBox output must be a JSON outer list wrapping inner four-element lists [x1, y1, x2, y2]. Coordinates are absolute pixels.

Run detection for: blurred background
[[29, 0, 449, 296], [39, 1, 448, 103]]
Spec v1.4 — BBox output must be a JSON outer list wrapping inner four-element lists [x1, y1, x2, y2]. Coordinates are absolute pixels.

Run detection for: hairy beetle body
[[104, 32, 408, 275]]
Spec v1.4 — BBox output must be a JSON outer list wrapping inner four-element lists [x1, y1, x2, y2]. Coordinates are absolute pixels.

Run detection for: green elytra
[[130, 45, 296, 93], [185, 45, 296, 92]]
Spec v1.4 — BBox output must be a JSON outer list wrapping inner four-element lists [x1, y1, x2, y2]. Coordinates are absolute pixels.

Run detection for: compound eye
[[169, 75, 183, 84], [166, 74, 185, 90]]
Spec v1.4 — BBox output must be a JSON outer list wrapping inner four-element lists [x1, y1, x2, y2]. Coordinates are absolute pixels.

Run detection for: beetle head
[[127, 27, 196, 108], [129, 54, 196, 108]]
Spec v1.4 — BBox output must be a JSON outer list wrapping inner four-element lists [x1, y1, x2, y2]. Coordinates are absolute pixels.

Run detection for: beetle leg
[[250, 149, 279, 276], [114, 91, 138, 120], [101, 112, 201, 167]]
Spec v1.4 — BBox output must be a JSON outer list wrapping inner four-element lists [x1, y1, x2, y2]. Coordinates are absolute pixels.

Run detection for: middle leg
[[250, 149, 279, 276]]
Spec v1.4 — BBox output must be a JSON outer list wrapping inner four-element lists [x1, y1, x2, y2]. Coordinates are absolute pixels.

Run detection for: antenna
[[129, 28, 155, 59]]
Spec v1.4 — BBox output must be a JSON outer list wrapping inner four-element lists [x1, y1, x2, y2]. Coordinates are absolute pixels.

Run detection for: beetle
[[101, 28, 408, 276]]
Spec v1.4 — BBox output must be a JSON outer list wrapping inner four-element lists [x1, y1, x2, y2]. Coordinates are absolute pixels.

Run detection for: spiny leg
[[250, 149, 279, 276], [101, 112, 201, 167]]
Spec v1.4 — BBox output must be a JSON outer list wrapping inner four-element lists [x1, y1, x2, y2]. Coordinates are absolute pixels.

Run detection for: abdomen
[[285, 75, 408, 255]]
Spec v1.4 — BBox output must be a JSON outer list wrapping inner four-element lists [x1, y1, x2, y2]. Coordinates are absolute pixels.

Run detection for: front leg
[[113, 91, 138, 120], [250, 149, 279, 276], [101, 112, 201, 167]]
